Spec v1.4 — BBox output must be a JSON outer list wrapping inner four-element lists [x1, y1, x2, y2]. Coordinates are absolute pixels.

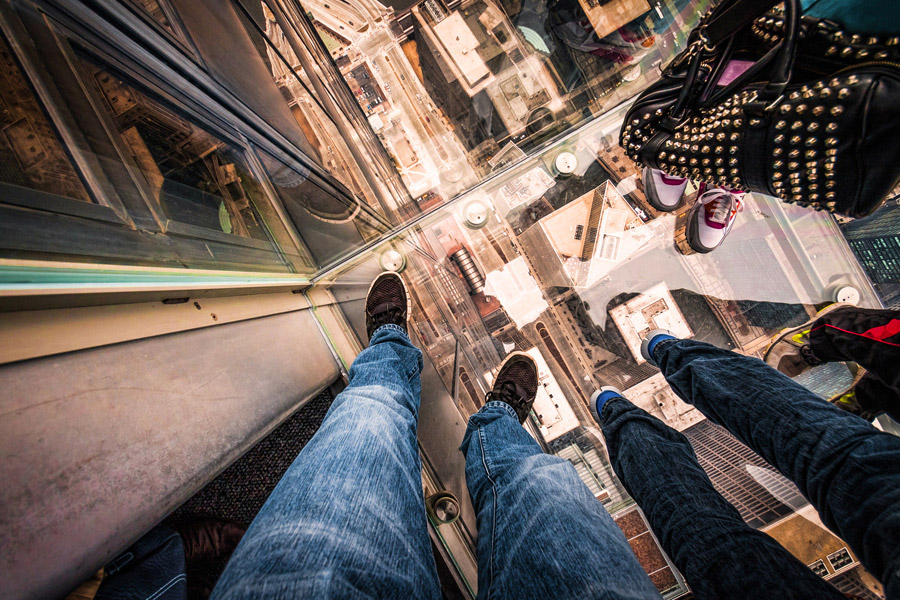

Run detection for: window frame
[[826, 547, 854, 573], [0, 2, 318, 275], [807, 559, 829, 578], [121, 0, 202, 61], [0, 4, 134, 224]]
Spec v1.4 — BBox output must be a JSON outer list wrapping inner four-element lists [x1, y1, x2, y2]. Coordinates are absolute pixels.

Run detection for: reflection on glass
[[260, 151, 392, 266], [262, 153, 358, 223], [312, 0, 711, 208], [90, 68, 271, 241], [233, 0, 381, 211], [0, 35, 90, 202]]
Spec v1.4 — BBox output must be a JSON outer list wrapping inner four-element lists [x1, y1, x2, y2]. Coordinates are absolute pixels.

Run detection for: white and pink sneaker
[[686, 184, 745, 253], [642, 168, 688, 212]]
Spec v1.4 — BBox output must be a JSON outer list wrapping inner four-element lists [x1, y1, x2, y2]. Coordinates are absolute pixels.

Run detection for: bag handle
[[707, 0, 801, 101], [658, 0, 747, 129], [666, 0, 802, 127]]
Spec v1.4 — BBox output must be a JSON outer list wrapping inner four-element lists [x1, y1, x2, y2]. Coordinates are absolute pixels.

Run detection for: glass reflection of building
[[842, 201, 900, 310], [0, 0, 893, 598]]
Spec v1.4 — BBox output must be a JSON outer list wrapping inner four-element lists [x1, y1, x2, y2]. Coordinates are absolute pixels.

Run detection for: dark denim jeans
[[212, 326, 660, 600], [601, 339, 900, 600]]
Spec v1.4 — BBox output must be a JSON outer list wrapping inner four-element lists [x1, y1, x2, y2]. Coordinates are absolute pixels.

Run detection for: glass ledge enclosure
[[0, 0, 895, 597], [316, 99, 890, 598]]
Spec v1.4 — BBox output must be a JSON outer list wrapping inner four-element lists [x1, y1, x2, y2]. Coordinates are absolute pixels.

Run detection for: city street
[[303, 0, 478, 201]]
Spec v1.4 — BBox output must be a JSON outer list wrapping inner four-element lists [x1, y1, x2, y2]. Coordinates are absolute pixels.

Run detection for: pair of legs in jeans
[[211, 305, 900, 599]]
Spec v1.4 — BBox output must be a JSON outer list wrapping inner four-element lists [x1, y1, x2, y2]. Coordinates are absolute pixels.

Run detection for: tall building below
[[683, 420, 808, 529], [842, 202, 900, 308]]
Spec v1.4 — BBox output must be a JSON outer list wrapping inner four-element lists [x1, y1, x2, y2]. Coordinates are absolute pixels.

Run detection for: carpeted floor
[[171, 388, 335, 527], [165, 386, 464, 600], [166, 389, 336, 598]]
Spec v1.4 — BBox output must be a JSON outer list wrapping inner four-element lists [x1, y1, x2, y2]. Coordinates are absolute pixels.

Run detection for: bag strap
[[660, 44, 709, 130], [702, 0, 801, 108], [695, 0, 803, 113], [661, 0, 802, 129], [703, 0, 782, 46], [744, 0, 802, 114]]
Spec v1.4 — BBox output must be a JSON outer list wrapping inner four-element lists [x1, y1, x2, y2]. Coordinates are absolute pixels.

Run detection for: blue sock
[[647, 333, 676, 363], [591, 388, 624, 423]]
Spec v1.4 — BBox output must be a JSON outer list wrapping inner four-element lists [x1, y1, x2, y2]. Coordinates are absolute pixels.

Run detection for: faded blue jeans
[[212, 325, 660, 599], [212, 325, 440, 599], [460, 401, 660, 599], [601, 339, 900, 600]]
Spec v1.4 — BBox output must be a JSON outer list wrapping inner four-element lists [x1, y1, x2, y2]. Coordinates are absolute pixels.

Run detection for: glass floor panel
[[315, 101, 889, 598], [296, 1, 892, 596], [305, 0, 713, 219]]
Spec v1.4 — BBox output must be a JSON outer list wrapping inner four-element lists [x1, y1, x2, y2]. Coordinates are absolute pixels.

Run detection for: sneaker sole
[[762, 322, 812, 366], [495, 350, 537, 377], [762, 303, 852, 365], [684, 202, 717, 254], [494, 350, 539, 398], [640, 329, 675, 365], [590, 385, 623, 422], [366, 271, 411, 329], [642, 168, 684, 212], [685, 191, 745, 254], [493, 350, 539, 423], [826, 363, 864, 403]]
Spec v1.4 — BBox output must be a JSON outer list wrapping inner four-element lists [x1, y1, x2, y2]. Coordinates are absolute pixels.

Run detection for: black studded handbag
[[619, 0, 900, 218]]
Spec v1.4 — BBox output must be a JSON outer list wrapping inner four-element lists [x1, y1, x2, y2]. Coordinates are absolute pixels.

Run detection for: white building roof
[[609, 282, 693, 364], [434, 12, 490, 87]]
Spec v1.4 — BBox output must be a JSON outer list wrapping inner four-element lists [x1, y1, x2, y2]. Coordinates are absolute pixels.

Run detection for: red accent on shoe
[[660, 173, 687, 185], [701, 191, 741, 230], [811, 323, 900, 347], [862, 318, 900, 342]]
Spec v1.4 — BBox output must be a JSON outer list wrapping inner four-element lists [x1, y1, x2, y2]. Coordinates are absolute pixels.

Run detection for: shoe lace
[[486, 380, 524, 409], [699, 189, 733, 225]]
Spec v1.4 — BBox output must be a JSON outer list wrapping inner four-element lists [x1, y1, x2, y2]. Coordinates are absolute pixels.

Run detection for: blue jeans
[[212, 326, 660, 599], [460, 401, 660, 599], [212, 325, 440, 599], [601, 339, 900, 599]]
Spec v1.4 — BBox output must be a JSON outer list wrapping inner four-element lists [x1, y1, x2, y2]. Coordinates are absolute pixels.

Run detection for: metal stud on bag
[[752, 9, 900, 65], [620, 0, 900, 219]]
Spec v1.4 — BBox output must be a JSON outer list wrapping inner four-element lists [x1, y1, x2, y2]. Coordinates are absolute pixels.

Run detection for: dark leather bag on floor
[[619, 0, 900, 217]]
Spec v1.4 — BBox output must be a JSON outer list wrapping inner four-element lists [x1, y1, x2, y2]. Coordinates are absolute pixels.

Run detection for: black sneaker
[[763, 303, 849, 376], [832, 388, 879, 421], [486, 351, 539, 424], [365, 272, 410, 342]]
